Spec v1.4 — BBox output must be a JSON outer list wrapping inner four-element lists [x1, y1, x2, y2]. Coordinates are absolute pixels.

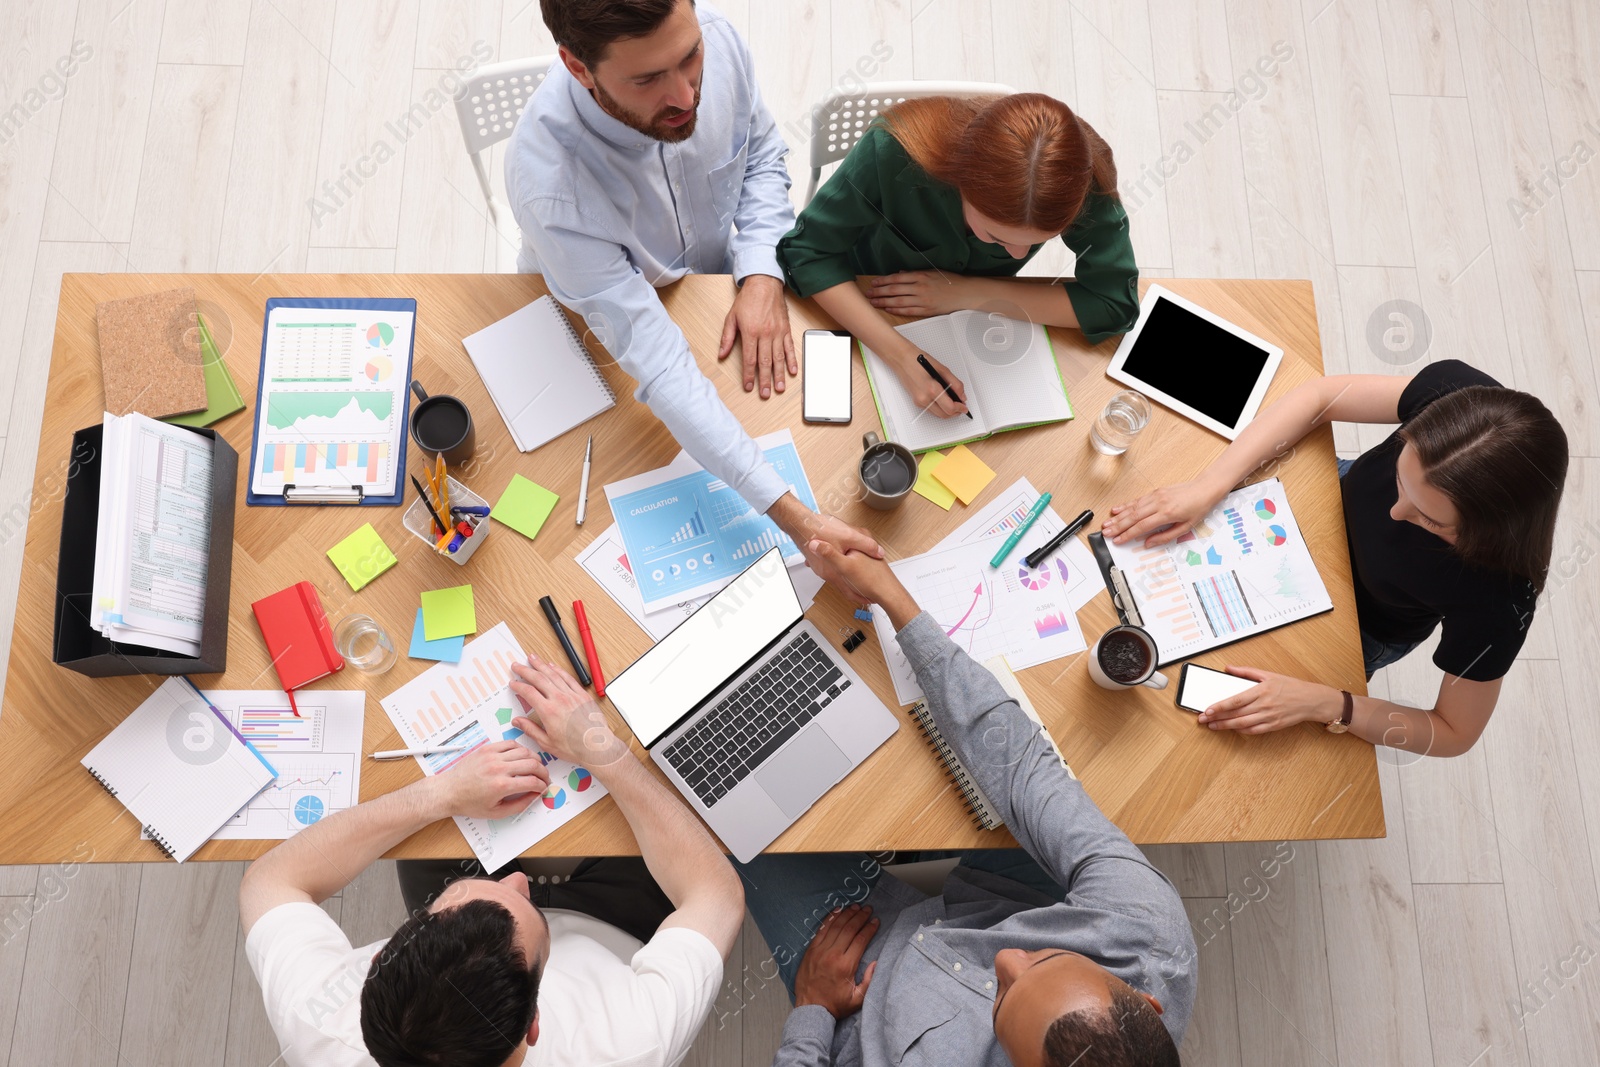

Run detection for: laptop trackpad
[[756, 726, 851, 819]]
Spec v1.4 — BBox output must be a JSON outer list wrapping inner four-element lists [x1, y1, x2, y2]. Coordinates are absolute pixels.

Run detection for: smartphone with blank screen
[[803, 329, 853, 423], [1176, 663, 1259, 713]]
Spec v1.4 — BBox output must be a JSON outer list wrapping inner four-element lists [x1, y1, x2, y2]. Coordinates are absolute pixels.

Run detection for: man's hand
[[509, 655, 630, 768], [867, 271, 972, 318], [435, 740, 550, 820], [718, 274, 797, 399], [803, 538, 919, 626], [795, 904, 880, 1020]]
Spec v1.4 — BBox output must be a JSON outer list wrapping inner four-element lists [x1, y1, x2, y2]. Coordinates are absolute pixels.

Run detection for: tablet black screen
[[1120, 297, 1272, 428]]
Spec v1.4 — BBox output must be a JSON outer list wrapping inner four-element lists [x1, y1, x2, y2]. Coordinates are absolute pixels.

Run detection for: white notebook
[[81, 677, 277, 861], [462, 295, 617, 452], [860, 311, 1074, 452]]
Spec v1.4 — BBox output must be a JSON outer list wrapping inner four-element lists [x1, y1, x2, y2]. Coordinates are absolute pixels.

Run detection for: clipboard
[[246, 297, 416, 506], [1087, 531, 1144, 628]]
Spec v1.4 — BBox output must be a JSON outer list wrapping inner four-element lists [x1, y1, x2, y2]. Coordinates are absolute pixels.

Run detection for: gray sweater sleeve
[[770, 1005, 839, 1067]]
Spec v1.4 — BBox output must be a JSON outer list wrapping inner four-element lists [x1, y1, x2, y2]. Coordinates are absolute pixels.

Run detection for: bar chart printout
[[380, 623, 608, 869], [1105, 477, 1333, 665]]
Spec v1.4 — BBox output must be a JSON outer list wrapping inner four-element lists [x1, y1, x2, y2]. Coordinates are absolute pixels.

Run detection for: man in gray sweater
[[738, 541, 1197, 1067]]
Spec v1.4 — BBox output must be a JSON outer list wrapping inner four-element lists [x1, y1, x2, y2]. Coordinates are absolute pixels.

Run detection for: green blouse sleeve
[[777, 127, 892, 298], [1060, 193, 1140, 344]]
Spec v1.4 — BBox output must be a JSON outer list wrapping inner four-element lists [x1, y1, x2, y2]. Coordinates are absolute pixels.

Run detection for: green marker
[[989, 493, 1053, 568]]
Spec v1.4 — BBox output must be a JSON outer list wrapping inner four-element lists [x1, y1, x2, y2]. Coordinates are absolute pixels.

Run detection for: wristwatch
[[1325, 690, 1354, 734]]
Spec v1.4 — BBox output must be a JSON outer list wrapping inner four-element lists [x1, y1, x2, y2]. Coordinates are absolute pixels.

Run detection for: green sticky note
[[912, 451, 957, 510], [327, 523, 397, 591], [494, 474, 560, 541], [421, 584, 477, 641]]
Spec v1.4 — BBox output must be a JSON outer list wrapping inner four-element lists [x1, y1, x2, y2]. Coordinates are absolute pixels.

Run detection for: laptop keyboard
[[662, 630, 851, 808]]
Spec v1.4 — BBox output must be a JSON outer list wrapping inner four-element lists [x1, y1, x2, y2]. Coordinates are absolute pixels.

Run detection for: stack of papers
[[90, 412, 216, 656]]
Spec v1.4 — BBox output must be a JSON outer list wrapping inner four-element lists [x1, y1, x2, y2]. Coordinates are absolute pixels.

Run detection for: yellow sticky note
[[494, 475, 560, 541], [421, 584, 477, 641], [327, 523, 397, 591], [912, 451, 957, 510], [929, 444, 996, 505]]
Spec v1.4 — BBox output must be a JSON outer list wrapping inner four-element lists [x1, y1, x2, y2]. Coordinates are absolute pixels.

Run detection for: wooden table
[[0, 273, 1382, 863]]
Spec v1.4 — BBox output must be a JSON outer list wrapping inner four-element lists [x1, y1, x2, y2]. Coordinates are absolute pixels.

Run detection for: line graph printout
[[1105, 477, 1333, 664], [249, 306, 412, 499], [380, 623, 608, 870], [870, 537, 1088, 705], [604, 430, 820, 611], [203, 690, 365, 840]]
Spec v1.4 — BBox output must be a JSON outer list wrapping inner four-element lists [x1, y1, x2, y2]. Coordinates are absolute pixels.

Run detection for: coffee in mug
[[858, 432, 917, 510], [1087, 624, 1168, 690]]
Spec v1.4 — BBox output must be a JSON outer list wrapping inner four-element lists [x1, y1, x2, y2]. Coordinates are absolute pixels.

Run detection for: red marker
[[572, 600, 605, 698]]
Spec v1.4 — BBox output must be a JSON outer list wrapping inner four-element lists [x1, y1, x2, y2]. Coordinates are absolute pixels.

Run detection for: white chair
[[803, 81, 1017, 204], [453, 56, 555, 270]]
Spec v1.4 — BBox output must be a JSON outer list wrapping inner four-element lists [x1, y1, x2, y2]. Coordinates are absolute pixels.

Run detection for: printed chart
[[250, 307, 411, 500], [380, 624, 608, 869], [605, 430, 820, 610], [205, 690, 366, 840], [1106, 478, 1332, 664]]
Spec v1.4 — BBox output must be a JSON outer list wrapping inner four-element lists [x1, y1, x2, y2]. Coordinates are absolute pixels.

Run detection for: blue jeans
[[735, 850, 1065, 999], [1337, 457, 1423, 678]]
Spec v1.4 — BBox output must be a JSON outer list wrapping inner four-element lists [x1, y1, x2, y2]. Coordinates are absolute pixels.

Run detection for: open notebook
[[860, 311, 1073, 452], [81, 677, 276, 861]]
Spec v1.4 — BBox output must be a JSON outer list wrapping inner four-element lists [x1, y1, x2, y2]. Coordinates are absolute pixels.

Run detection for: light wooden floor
[[1, 1, 1597, 1064]]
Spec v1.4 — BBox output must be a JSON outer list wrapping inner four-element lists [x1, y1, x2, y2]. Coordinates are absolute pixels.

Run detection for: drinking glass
[[334, 613, 397, 673], [1089, 390, 1151, 455]]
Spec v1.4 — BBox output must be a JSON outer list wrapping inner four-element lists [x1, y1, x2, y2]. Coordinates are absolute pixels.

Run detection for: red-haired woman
[[778, 93, 1136, 417]]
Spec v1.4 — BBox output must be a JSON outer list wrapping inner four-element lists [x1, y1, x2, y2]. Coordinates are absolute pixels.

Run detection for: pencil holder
[[404, 476, 491, 566]]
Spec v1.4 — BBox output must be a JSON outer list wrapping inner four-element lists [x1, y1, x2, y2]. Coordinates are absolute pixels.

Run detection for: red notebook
[[251, 582, 343, 715]]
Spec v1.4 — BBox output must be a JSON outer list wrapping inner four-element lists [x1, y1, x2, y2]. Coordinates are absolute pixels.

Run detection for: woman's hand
[[867, 271, 972, 317], [794, 904, 880, 1020], [1195, 667, 1344, 734], [892, 349, 969, 418], [1103, 477, 1229, 547]]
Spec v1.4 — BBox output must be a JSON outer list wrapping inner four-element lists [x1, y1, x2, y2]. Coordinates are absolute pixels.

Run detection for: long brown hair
[[879, 93, 1117, 233], [1400, 385, 1568, 592]]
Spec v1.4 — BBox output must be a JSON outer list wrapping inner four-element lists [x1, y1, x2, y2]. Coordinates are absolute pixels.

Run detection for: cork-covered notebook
[[96, 288, 208, 418]]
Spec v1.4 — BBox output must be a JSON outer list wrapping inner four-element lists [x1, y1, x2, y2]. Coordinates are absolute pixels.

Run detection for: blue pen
[[450, 506, 491, 517], [989, 493, 1053, 568]]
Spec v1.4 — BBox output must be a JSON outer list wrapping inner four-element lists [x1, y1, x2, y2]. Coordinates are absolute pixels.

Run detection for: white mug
[[1087, 625, 1169, 690]]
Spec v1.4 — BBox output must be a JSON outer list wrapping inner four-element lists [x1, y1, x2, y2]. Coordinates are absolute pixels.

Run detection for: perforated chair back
[[453, 56, 555, 224], [804, 81, 1016, 203]]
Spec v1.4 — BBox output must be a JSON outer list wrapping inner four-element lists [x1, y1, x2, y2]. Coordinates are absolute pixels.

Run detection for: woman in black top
[[1102, 360, 1568, 757]]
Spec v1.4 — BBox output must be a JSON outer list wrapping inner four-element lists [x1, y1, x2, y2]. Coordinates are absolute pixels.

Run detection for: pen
[[575, 435, 592, 525], [370, 744, 469, 760], [1024, 508, 1095, 569], [539, 595, 592, 687], [451, 505, 491, 517], [411, 474, 447, 535], [989, 492, 1053, 567], [572, 600, 605, 698], [917, 353, 972, 419]]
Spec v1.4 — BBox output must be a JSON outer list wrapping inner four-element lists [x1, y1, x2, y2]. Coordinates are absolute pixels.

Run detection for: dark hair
[[1399, 384, 1568, 592], [1042, 985, 1180, 1067], [360, 899, 541, 1067], [880, 93, 1118, 234], [541, 0, 691, 69]]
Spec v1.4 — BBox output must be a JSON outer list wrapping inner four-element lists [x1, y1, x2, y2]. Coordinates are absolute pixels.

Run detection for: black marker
[[917, 353, 972, 419], [539, 596, 593, 687], [1024, 509, 1094, 569]]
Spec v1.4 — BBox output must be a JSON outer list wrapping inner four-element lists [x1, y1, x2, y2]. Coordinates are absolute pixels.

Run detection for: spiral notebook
[[462, 295, 617, 452], [81, 677, 277, 861], [909, 656, 1073, 831]]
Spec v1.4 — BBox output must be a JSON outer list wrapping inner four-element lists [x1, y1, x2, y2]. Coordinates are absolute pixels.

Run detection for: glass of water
[[1089, 390, 1151, 455], [334, 613, 397, 674]]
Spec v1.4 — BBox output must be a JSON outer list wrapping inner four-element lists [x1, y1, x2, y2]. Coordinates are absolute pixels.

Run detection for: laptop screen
[[607, 548, 803, 748]]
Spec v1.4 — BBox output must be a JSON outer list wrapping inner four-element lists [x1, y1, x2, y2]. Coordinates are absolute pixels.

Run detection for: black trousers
[[395, 857, 675, 945]]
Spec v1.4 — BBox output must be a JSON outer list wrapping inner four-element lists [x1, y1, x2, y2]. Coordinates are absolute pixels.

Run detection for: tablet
[[1107, 285, 1283, 440]]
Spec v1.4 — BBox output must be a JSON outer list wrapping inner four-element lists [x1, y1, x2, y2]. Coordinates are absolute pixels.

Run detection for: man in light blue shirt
[[507, 0, 879, 591]]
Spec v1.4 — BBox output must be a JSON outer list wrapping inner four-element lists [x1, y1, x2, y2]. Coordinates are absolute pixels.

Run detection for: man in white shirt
[[507, 0, 881, 600], [240, 653, 744, 1067]]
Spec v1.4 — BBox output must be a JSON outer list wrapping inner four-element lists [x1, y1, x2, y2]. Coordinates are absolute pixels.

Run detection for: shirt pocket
[[888, 990, 961, 1064], [708, 140, 748, 228], [866, 225, 947, 275]]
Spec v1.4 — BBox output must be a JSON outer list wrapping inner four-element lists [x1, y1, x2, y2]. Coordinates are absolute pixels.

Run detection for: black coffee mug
[[409, 380, 475, 464]]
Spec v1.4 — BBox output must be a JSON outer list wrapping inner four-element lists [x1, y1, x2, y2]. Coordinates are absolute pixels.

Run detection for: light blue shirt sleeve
[[523, 197, 790, 514], [722, 27, 794, 284]]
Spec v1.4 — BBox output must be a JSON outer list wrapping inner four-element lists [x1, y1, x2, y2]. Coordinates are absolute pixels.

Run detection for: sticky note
[[929, 444, 996, 505], [408, 607, 464, 663], [494, 475, 560, 541], [912, 451, 957, 509], [327, 523, 397, 591], [420, 584, 477, 641]]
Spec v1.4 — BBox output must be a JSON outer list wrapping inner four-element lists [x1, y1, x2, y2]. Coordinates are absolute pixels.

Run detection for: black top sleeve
[[1397, 359, 1502, 422]]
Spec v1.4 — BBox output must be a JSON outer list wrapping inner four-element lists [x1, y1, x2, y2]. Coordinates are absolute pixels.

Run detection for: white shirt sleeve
[[626, 927, 727, 1066], [245, 902, 383, 1067]]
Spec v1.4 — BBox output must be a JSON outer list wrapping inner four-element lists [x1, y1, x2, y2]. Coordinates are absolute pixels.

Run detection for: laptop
[[606, 548, 899, 861]]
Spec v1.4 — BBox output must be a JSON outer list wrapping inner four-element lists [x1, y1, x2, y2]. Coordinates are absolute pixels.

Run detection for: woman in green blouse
[[778, 93, 1138, 417]]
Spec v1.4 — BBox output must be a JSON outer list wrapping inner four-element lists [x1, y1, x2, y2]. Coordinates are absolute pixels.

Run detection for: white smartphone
[[1175, 663, 1258, 713], [802, 329, 854, 423]]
